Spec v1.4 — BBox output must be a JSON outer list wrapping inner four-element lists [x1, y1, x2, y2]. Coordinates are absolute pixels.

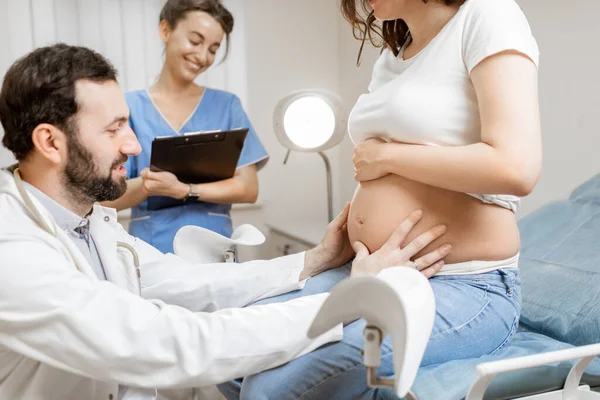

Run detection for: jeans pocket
[[429, 280, 491, 339]]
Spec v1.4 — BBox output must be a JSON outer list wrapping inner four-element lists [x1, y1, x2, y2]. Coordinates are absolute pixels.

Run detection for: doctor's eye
[[107, 123, 125, 135]]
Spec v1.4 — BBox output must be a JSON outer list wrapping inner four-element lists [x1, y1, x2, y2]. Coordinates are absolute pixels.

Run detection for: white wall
[[335, 0, 600, 217], [240, 0, 343, 231], [516, 0, 600, 215]]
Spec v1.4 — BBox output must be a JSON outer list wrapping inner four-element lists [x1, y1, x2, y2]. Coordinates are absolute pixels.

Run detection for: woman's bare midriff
[[348, 174, 520, 264]]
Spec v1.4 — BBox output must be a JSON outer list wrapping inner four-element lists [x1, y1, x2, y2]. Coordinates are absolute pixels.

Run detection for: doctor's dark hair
[[0, 44, 118, 161], [159, 0, 234, 61], [341, 0, 464, 65]]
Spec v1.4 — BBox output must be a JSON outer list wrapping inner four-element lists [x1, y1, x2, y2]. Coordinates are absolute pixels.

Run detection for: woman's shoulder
[[462, 0, 530, 25], [201, 88, 244, 113], [203, 87, 240, 103], [460, 0, 538, 69]]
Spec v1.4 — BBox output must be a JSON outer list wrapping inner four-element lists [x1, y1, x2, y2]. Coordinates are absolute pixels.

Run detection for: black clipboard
[[146, 128, 248, 211]]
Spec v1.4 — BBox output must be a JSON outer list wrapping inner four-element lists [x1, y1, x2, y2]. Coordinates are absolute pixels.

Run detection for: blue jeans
[[218, 263, 521, 400]]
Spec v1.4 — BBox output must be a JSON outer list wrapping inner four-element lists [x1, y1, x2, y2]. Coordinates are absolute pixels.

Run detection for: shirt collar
[[21, 181, 93, 234]]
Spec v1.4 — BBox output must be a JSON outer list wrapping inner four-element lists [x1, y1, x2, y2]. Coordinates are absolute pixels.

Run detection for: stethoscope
[[13, 168, 142, 296]]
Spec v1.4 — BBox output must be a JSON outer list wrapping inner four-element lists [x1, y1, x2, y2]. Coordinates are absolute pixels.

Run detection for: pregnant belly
[[347, 175, 520, 264]]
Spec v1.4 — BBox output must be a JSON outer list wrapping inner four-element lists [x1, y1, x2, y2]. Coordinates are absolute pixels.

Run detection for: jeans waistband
[[435, 252, 520, 276]]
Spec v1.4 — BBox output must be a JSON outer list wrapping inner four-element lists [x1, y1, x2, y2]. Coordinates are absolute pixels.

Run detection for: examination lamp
[[273, 90, 347, 222]]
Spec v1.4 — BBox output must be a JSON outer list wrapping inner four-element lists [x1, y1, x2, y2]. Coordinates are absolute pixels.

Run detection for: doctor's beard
[[62, 133, 128, 204]]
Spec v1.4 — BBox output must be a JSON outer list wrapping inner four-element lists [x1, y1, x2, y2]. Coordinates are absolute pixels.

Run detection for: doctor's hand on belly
[[351, 209, 451, 278], [301, 202, 355, 280], [302, 203, 450, 280]]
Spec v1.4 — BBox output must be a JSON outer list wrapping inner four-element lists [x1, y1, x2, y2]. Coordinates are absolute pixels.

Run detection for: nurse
[[106, 0, 268, 254]]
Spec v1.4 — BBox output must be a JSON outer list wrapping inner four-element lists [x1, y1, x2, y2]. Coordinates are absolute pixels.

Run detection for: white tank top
[[348, 0, 539, 213]]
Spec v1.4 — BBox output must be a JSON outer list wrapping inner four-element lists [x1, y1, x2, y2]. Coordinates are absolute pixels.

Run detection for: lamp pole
[[283, 149, 334, 223], [318, 151, 334, 223]]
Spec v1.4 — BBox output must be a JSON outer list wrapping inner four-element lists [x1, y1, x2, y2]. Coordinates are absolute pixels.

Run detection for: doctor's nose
[[120, 126, 142, 156]]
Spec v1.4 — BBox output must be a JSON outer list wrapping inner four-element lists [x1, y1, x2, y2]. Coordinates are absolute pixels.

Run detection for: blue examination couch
[[402, 174, 600, 399]]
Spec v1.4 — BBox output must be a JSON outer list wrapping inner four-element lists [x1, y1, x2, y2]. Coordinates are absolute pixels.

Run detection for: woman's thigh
[[249, 262, 352, 306], [231, 269, 521, 400]]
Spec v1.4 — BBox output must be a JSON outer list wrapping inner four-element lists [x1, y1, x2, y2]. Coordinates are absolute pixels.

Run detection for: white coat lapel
[[89, 211, 138, 294], [53, 228, 99, 280]]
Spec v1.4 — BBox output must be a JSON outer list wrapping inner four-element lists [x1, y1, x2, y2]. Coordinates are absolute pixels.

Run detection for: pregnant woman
[[220, 0, 542, 398]]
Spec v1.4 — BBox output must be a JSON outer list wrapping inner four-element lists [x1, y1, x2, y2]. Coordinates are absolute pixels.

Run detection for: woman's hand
[[301, 203, 354, 280], [351, 210, 452, 278], [140, 168, 189, 199], [353, 138, 390, 182]]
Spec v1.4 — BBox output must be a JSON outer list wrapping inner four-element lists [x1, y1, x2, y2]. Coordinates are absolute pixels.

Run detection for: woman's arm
[[354, 51, 542, 196], [100, 177, 148, 211], [188, 164, 258, 204], [136, 164, 259, 204]]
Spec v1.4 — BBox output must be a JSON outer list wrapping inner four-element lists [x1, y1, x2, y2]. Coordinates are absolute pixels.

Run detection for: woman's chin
[[183, 71, 200, 82]]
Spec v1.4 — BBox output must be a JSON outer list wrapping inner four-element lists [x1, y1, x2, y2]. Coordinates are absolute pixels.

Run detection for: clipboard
[[146, 127, 249, 211]]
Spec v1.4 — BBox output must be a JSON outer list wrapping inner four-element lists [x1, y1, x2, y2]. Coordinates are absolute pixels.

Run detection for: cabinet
[[263, 220, 328, 259]]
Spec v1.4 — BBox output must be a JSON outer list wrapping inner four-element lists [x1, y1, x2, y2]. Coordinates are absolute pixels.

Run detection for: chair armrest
[[467, 343, 600, 400]]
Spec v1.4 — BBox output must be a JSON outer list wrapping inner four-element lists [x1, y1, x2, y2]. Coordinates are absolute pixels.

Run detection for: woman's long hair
[[340, 0, 464, 65]]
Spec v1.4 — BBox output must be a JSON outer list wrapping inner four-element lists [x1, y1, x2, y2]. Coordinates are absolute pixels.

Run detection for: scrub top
[[124, 88, 269, 254]]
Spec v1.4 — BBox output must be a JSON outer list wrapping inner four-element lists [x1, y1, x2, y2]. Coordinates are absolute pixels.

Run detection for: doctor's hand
[[301, 202, 354, 280], [140, 168, 189, 200], [351, 210, 452, 279], [353, 138, 390, 182]]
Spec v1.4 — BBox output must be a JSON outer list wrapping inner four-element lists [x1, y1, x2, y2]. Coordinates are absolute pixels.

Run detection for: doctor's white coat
[[0, 169, 343, 400]]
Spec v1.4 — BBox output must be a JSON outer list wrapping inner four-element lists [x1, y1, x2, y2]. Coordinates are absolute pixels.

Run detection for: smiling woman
[[102, 0, 269, 254]]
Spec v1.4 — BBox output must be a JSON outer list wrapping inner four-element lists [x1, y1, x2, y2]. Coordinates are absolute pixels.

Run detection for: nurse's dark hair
[[0, 43, 117, 161], [159, 0, 234, 61], [341, 0, 464, 65]]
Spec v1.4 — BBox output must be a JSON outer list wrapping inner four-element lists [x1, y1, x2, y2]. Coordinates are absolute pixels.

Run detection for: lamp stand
[[283, 149, 334, 223], [318, 151, 334, 223]]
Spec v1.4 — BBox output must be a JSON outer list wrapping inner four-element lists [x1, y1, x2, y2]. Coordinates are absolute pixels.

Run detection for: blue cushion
[[570, 173, 600, 205], [518, 174, 600, 346], [410, 330, 600, 400]]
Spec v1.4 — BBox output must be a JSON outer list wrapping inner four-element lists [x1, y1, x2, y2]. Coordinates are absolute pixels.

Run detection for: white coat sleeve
[[0, 235, 342, 389], [136, 238, 311, 311]]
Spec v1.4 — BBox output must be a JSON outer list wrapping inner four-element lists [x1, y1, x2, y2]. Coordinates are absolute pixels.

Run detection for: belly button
[[357, 216, 364, 225]]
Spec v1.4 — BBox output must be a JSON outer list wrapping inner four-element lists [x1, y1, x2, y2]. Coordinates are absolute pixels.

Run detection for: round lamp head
[[274, 90, 346, 152]]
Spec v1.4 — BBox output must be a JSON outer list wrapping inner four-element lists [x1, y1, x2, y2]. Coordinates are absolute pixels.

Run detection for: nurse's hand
[[353, 137, 390, 182], [301, 203, 354, 280], [351, 210, 452, 279], [140, 168, 189, 200]]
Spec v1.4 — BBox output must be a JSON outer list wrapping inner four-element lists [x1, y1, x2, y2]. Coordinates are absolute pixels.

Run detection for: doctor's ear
[[30, 123, 68, 165]]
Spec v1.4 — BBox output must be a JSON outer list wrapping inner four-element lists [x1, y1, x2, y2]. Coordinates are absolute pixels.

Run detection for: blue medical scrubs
[[124, 88, 269, 254]]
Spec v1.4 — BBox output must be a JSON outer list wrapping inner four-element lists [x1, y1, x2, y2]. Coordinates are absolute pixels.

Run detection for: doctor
[[0, 44, 450, 400]]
